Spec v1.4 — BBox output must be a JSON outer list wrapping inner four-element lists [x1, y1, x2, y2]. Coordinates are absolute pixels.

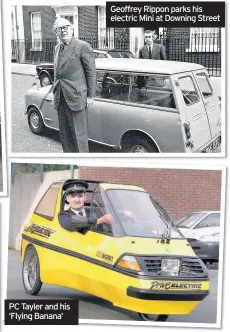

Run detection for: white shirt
[[71, 208, 86, 216]]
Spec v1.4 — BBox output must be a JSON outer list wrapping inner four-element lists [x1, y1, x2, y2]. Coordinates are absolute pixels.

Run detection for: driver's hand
[[97, 214, 113, 225], [123, 210, 133, 218]]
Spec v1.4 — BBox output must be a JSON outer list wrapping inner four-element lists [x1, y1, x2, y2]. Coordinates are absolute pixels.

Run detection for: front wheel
[[22, 246, 42, 295], [122, 135, 159, 153], [27, 107, 45, 134], [138, 313, 169, 321]]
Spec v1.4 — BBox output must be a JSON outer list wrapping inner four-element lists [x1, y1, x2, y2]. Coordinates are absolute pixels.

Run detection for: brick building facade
[[79, 167, 222, 221]]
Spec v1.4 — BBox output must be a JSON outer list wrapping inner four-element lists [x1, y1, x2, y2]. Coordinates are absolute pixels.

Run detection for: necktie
[[79, 210, 84, 216], [149, 47, 152, 59]]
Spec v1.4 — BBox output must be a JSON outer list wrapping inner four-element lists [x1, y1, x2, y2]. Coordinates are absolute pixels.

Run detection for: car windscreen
[[108, 51, 133, 58], [106, 189, 183, 238], [176, 212, 206, 228]]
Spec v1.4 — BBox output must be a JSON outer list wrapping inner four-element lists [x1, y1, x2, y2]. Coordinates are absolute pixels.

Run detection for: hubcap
[[130, 145, 148, 153], [30, 112, 39, 129], [23, 250, 38, 290]]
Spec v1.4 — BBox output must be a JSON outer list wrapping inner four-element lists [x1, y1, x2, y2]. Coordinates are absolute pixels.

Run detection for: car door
[[172, 74, 212, 152], [194, 70, 221, 139], [39, 86, 59, 130]]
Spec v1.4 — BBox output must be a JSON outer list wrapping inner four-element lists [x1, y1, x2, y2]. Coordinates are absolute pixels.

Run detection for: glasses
[[56, 25, 71, 33]]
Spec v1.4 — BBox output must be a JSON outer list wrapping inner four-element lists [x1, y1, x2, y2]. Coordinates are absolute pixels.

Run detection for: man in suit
[[138, 30, 167, 60], [53, 18, 96, 153], [58, 180, 112, 233]]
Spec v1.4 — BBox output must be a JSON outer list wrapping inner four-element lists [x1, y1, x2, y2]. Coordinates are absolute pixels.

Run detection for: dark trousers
[[57, 90, 89, 153]]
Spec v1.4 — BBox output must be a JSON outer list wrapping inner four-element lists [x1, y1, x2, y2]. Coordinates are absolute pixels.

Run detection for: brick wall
[[79, 167, 222, 221], [23, 6, 56, 40], [78, 6, 98, 41]]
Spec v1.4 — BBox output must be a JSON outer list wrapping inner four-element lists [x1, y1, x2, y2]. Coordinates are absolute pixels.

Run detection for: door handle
[[44, 98, 52, 102]]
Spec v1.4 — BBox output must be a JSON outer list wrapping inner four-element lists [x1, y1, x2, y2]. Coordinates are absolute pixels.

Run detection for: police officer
[[58, 180, 112, 232]]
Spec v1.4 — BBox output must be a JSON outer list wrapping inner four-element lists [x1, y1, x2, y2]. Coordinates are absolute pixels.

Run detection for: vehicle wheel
[[27, 107, 44, 134], [122, 135, 159, 153], [138, 313, 169, 321], [40, 73, 51, 87], [22, 246, 42, 295]]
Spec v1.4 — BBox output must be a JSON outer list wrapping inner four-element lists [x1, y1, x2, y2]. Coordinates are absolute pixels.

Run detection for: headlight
[[199, 233, 220, 242], [116, 255, 141, 272]]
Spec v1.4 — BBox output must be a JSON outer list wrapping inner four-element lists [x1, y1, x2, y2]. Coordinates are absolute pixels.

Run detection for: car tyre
[[122, 135, 159, 153], [138, 313, 169, 321], [40, 73, 52, 87], [22, 245, 42, 295], [27, 107, 45, 134]]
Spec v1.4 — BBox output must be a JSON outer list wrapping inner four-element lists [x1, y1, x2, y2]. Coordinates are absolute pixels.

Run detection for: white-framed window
[[187, 28, 220, 52], [98, 6, 114, 49], [30, 11, 42, 51]]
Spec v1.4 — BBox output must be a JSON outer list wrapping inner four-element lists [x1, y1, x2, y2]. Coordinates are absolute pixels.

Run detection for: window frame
[[178, 75, 200, 106], [195, 72, 214, 99], [186, 28, 220, 53], [30, 11, 42, 51], [98, 6, 114, 49], [95, 70, 178, 112]]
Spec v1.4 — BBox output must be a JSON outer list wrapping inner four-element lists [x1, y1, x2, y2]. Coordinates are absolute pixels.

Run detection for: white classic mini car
[[25, 59, 221, 153]]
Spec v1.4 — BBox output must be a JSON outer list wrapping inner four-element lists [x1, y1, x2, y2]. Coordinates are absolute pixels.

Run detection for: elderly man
[[53, 17, 96, 153], [58, 180, 112, 233], [138, 30, 167, 60]]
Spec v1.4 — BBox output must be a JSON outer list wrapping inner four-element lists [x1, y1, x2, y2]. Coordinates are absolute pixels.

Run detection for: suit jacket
[[58, 208, 95, 233], [138, 43, 167, 60], [53, 37, 96, 111]]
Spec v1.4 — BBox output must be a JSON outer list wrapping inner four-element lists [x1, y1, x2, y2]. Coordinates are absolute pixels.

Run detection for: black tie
[[149, 47, 152, 59], [79, 210, 84, 216]]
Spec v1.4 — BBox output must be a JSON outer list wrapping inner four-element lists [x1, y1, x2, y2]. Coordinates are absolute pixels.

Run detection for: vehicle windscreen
[[106, 189, 183, 238], [176, 212, 206, 228]]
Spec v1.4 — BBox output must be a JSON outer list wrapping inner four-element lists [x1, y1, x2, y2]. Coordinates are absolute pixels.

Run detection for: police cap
[[63, 180, 89, 195]]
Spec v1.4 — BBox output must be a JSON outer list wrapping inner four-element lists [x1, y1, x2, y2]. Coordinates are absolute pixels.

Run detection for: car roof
[[100, 183, 145, 191], [191, 211, 220, 214], [53, 179, 145, 192], [95, 58, 205, 74]]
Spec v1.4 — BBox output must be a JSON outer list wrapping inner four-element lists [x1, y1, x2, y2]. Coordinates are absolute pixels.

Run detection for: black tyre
[[27, 107, 45, 134], [22, 246, 42, 295], [138, 313, 169, 321], [39, 73, 51, 87], [122, 135, 159, 153]]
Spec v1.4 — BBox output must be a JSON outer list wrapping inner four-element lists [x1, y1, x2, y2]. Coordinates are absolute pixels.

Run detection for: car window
[[179, 76, 200, 105], [176, 212, 206, 228], [194, 213, 220, 228], [129, 74, 176, 109], [107, 189, 183, 239], [34, 183, 61, 221], [196, 72, 213, 98], [96, 71, 130, 101], [91, 186, 123, 236], [97, 53, 107, 58]]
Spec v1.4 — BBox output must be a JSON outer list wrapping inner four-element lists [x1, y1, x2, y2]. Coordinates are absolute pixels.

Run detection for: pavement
[[11, 63, 37, 77]]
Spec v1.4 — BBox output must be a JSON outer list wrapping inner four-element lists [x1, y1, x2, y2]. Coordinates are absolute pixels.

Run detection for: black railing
[[11, 33, 221, 76]]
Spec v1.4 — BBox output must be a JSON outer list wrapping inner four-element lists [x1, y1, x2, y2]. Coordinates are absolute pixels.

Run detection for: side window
[[179, 76, 199, 105], [96, 71, 130, 101], [196, 72, 213, 98], [34, 183, 61, 221], [194, 213, 220, 229], [97, 53, 106, 58], [129, 74, 176, 109], [91, 186, 107, 219]]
